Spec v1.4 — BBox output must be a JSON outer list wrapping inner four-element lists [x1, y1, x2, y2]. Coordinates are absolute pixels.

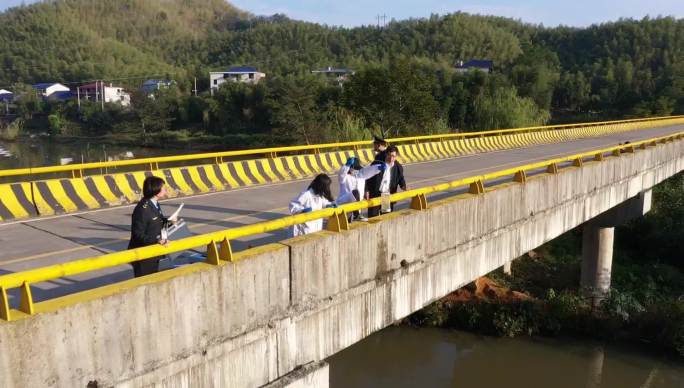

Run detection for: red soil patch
[[444, 277, 532, 303]]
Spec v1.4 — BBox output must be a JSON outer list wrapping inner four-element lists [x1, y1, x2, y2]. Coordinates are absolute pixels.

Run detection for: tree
[[344, 59, 441, 137], [472, 87, 550, 130]]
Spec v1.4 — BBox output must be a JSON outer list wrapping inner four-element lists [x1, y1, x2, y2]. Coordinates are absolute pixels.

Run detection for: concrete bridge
[[0, 119, 683, 387]]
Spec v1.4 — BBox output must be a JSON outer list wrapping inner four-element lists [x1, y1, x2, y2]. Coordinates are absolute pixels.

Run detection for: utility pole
[[376, 14, 387, 28], [77, 86, 81, 111], [100, 80, 104, 112], [193, 77, 198, 97]]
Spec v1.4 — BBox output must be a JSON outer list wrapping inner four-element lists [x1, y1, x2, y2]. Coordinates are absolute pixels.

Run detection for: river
[[0, 138, 179, 170], [328, 327, 684, 388]]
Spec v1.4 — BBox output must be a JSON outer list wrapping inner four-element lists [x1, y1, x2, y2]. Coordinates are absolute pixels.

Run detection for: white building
[[210, 66, 266, 94], [32, 82, 70, 97], [79, 82, 131, 106]]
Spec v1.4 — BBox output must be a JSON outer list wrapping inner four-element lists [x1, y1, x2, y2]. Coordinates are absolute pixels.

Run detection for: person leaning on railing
[[289, 173, 339, 236], [128, 176, 177, 277], [365, 145, 407, 218]]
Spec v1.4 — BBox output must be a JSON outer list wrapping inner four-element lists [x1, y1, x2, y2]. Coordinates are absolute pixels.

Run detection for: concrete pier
[[580, 190, 652, 305], [581, 225, 614, 303]]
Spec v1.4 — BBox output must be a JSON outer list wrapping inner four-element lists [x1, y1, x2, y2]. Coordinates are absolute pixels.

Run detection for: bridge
[[0, 116, 683, 387]]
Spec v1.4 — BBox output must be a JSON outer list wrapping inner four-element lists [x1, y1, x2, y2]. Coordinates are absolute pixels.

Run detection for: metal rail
[[0, 115, 680, 180], [1, 128, 682, 321]]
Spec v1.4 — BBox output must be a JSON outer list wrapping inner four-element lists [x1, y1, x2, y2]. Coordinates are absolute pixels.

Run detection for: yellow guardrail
[[1, 128, 682, 321], [0, 115, 681, 180]]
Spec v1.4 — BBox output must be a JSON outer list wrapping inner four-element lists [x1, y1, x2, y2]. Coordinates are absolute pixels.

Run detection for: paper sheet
[[169, 203, 184, 221]]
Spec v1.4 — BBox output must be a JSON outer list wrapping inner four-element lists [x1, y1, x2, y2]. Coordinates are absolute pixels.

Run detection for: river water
[[0, 139, 176, 170], [329, 327, 684, 388]]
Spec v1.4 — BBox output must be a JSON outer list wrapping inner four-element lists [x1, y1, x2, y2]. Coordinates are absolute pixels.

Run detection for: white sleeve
[[289, 191, 312, 214], [338, 165, 351, 183], [357, 164, 381, 180]]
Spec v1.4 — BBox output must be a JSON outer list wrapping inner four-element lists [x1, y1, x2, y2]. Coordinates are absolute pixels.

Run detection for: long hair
[[142, 176, 165, 199], [308, 174, 334, 202]]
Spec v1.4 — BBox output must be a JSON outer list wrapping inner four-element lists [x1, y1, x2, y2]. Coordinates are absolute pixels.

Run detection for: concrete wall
[[1, 139, 683, 387]]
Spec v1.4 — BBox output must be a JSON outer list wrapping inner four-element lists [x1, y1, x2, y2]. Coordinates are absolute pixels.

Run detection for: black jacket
[[128, 198, 168, 249], [365, 160, 406, 198]]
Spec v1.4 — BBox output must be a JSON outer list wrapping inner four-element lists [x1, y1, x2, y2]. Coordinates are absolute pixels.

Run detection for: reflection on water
[[0, 139, 176, 170], [328, 327, 684, 388]]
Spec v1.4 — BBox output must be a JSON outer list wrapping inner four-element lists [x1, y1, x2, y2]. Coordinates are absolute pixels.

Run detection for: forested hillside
[[0, 0, 683, 146]]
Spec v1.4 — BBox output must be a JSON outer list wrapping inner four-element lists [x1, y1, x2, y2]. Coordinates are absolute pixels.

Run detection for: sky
[[1, 0, 683, 27]]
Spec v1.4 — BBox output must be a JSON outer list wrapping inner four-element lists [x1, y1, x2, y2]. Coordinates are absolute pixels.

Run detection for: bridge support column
[[503, 260, 512, 275], [580, 190, 652, 307], [581, 224, 614, 305], [263, 361, 329, 388]]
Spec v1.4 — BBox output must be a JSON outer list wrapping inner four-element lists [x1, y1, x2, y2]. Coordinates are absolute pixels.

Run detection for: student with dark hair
[[365, 145, 407, 218], [289, 173, 338, 236], [128, 176, 177, 277]]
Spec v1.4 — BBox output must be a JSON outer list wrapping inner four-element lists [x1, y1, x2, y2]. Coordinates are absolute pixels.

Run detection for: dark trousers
[[349, 189, 361, 220], [132, 257, 160, 278], [367, 196, 395, 218]]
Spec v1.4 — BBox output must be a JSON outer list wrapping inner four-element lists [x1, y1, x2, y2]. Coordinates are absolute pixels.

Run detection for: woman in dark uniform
[[128, 176, 173, 277]]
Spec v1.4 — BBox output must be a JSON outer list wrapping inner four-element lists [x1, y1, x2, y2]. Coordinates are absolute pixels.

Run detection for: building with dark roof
[[454, 60, 493, 73], [209, 66, 266, 94], [141, 79, 175, 94], [32, 82, 70, 97]]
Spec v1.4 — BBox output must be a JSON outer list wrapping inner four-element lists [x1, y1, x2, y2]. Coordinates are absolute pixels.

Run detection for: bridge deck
[[0, 124, 682, 303]]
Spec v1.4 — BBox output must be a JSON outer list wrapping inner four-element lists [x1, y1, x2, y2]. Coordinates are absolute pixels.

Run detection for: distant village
[[0, 60, 493, 109]]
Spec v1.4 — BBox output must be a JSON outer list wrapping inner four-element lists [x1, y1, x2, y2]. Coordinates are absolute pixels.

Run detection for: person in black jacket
[[365, 145, 407, 218], [373, 135, 388, 162], [128, 176, 174, 277]]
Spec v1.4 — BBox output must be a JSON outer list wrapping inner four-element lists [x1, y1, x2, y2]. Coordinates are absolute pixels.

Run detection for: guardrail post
[[219, 237, 234, 262], [327, 210, 350, 232], [639, 144, 647, 150], [469, 180, 485, 194], [513, 170, 527, 183], [206, 237, 234, 264], [410, 193, 428, 210], [546, 163, 559, 174], [626, 146, 635, 153], [206, 241, 221, 265], [572, 158, 583, 167], [594, 153, 604, 161], [0, 286, 10, 321], [612, 149, 621, 157], [19, 282, 34, 315]]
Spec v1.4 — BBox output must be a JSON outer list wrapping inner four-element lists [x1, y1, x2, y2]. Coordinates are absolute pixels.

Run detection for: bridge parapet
[[1, 131, 683, 387]]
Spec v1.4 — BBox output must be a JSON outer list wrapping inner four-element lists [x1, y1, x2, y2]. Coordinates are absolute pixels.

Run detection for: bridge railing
[[1, 128, 683, 321], [0, 115, 681, 181]]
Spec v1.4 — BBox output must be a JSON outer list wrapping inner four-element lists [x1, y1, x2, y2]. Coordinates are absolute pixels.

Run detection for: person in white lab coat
[[337, 156, 382, 221], [289, 174, 337, 236]]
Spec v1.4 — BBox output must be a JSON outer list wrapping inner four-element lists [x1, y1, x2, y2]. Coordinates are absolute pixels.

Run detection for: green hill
[[0, 0, 248, 86]]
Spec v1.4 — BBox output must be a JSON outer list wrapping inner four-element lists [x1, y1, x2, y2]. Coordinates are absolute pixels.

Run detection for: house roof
[[0, 89, 11, 95], [143, 79, 173, 86], [47, 91, 73, 100], [225, 66, 259, 73], [312, 67, 353, 74], [455, 60, 494, 69], [80, 82, 124, 90], [33, 82, 68, 90]]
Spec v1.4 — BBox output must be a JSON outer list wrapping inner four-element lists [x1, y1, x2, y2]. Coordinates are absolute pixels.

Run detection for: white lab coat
[[289, 189, 332, 236], [337, 164, 382, 204]]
